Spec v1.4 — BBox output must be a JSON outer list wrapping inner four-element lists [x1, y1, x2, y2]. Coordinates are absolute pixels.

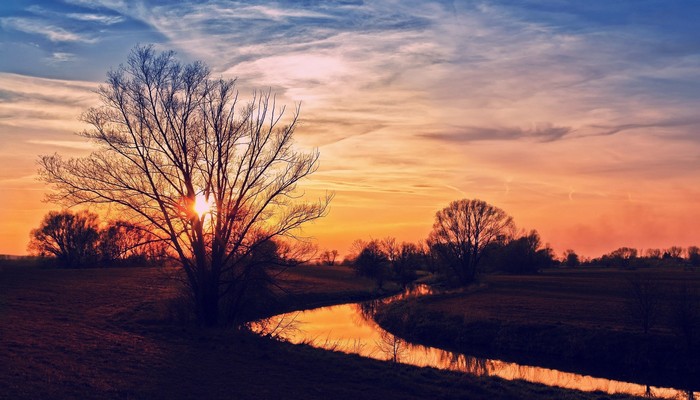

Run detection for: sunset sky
[[1, 0, 699, 258]]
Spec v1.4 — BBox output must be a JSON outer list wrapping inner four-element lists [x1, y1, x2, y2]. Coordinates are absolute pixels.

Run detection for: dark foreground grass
[[376, 267, 700, 391], [0, 264, 646, 399]]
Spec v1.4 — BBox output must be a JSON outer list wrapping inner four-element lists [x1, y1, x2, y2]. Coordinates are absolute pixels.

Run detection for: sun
[[193, 193, 212, 216]]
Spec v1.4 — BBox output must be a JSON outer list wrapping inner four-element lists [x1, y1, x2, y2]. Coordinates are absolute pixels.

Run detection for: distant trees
[[688, 246, 700, 267], [664, 246, 685, 260], [599, 247, 638, 268], [353, 239, 390, 289], [28, 210, 100, 268], [428, 199, 515, 285], [28, 210, 165, 268], [345, 200, 559, 287], [644, 248, 662, 259], [98, 221, 168, 265], [37, 46, 329, 326], [392, 242, 423, 287], [318, 249, 339, 266], [483, 230, 554, 274], [347, 237, 426, 289], [563, 249, 580, 267], [583, 245, 700, 268]]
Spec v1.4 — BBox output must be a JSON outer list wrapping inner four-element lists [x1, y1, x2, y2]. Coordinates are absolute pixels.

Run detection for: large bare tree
[[39, 45, 330, 326], [428, 199, 514, 284]]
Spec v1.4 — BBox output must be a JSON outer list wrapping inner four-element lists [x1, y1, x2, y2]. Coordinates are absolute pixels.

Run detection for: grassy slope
[[0, 264, 645, 399], [376, 268, 700, 391]]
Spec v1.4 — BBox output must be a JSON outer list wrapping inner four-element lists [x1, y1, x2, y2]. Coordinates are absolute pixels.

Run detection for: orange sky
[[2, 1, 700, 258]]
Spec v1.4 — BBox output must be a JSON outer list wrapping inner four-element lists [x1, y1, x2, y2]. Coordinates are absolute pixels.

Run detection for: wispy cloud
[[66, 13, 125, 25], [26, 139, 95, 150], [422, 124, 573, 143], [0, 73, 96, 131], [47, 52, 77, 64], [0, 17, 98, 43]]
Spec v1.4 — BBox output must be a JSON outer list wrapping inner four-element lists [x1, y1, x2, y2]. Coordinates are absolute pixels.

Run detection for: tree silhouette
[[563, 249, 580, 267], [28, 210, 100, 268], [98, 221, 167, 265], [353, 239, 390, 289], [319, 249, 339, 266], [428, 199, 514, 285], [39, 45, 330, 326]]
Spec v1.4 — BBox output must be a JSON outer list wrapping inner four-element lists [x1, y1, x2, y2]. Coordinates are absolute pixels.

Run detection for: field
[[0, 262, 647, 399], [377, 267, 700, 391]]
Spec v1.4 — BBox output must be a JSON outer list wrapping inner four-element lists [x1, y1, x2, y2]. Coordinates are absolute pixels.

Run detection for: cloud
[[0, 17, 98, 43], [422, 124, 573, 143], [26, 140, 95, 150], [585, 118, 700, 138], [47, 52, 77, 64], [66, 13, 125, 25], [0, 73, 96, 131]]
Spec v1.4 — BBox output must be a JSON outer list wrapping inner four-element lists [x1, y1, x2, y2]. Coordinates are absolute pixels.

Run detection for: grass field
[[426, 268, 700, 331], [376, 267, 700, 391], [0, 263, 649, 399]]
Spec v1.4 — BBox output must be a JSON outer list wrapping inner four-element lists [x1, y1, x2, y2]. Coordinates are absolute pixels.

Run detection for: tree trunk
[[195, 271, 220, 327]]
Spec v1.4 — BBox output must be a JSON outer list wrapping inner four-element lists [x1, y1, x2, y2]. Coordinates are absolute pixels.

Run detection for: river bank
[[1, 263, 648, 399], [374, 268, 700, 392]]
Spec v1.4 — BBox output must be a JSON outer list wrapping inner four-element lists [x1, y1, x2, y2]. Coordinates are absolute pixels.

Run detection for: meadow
[[0, 262, 648, 399], [376, 267, 700, 391]]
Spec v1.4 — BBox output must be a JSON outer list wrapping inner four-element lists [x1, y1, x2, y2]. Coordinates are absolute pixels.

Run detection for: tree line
[[319, 199, 556, 288], [28, 209, 167, 268], [562, 246, 700, 268]]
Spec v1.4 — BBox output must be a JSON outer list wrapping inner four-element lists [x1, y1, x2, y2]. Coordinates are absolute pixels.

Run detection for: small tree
[[645, 248, 662, 259], [318, 249, 339, 266], [603, 247, 638, 268], [353, 240, 389, 289], [38, 46, 330, 326], [392, 242, 422, 287], [688, 246, 700, 267], [428, 199, 514, 285], [28, 210, 100, 268], [563, 249, 580, 267], [664, 246, 685, 260], [499, 230, 552, 274]]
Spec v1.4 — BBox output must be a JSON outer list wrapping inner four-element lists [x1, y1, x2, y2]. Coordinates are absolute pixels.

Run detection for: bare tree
[[28, 210, 100, 268], [99, 220, 168, 265], [353, 239, 389, 289], [563, 249, 580, 267], [688, 246, 700, 267], [428, 199, 514, 285], [39, 45, 330, 326], [665, 246, 685, 259], [318, 249, 339, 266], [645, 248, 662, 259], [376, 330, 407, 363]]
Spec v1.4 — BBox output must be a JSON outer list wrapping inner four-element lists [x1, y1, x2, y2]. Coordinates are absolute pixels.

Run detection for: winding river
[[252, 286, 694, 399]]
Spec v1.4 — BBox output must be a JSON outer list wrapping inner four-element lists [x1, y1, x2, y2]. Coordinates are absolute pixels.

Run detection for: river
[[252, 285, 694, 399]]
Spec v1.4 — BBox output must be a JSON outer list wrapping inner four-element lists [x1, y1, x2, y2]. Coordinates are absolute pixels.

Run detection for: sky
[[1, 0, 700, 258]]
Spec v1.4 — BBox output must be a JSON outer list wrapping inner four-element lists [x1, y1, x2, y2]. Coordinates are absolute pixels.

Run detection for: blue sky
[[2, 0, 700, 256]]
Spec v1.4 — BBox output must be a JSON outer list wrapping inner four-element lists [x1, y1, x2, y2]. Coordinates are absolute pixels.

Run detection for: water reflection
[[251, 286, 693, 399]]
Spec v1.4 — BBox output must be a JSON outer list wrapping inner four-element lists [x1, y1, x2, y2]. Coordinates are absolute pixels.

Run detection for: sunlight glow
[[193, 193, 212, 217]]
